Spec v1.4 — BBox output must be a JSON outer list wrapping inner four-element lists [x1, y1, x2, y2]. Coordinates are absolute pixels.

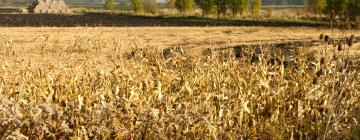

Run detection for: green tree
[[324, 0, 348, 17], [195, 0, 216, 16], [347, 0, 360, 20], [251, 0, 261, 16], [104, 0, 115, 10], [229, 0, 248, 16], [308, 0, 327, 14], [131, 0, 144, 13], [175, 0, 195, 14], [215, 0, 229, 19]]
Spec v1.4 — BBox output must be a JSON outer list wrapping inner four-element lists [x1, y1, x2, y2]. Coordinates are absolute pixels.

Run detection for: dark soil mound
[[0, 13, 328, 27]]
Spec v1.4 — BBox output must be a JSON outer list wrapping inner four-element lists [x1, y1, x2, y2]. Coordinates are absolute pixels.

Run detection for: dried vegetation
[[0, 27, 359, 139]]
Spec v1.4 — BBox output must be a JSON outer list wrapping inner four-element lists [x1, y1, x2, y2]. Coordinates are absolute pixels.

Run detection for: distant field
[[1, 26, 358, 57], [1, 27, 359, 71]]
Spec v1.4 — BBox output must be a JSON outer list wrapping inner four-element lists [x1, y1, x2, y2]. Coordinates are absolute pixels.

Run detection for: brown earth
[[0, 13, 330, 27]]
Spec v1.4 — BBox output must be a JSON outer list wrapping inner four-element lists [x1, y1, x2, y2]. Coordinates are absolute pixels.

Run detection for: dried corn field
[[0, 27, 359, 139]]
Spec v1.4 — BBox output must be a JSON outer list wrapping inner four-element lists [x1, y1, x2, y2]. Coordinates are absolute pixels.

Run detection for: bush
[[307, 0, 326, 14]]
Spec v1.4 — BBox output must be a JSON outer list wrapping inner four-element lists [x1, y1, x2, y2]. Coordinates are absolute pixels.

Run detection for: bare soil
[[0, 13, 328, 27]]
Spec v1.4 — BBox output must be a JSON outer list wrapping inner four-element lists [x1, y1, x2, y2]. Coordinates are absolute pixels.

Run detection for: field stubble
[[0, 27, 359, 139]]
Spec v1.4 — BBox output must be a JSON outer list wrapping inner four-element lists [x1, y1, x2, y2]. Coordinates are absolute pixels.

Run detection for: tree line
[[307, 0, 360, 20], [0, 0, 306, 5], [1, 0, 359, 22], [128, 0, 359, 21], [129, 0, 263, 19]]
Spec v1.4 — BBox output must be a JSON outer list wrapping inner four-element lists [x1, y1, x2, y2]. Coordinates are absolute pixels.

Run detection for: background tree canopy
[[0, 0, 306, 5]]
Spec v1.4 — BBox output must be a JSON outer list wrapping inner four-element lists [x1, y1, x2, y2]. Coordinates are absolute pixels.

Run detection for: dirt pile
[[28, 0, 71, 14]]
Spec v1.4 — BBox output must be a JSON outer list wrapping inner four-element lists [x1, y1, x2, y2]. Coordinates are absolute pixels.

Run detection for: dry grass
[[0, 27, 359, 139], [1, 27, 359, 64]]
